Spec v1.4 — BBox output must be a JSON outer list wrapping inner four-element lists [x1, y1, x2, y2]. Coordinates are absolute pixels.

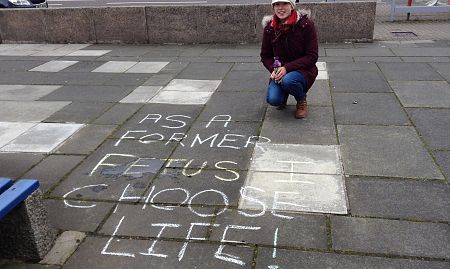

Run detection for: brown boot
[[295, 98, 307, 118]]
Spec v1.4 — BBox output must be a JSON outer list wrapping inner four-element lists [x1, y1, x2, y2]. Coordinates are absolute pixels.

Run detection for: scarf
[[271, 11, 297, 33]]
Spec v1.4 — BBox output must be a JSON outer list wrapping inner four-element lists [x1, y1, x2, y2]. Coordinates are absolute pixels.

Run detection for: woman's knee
[[266, 94, 284, 106]]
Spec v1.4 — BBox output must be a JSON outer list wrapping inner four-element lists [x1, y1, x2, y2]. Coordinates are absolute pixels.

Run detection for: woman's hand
[[271, 66, 287, 81]]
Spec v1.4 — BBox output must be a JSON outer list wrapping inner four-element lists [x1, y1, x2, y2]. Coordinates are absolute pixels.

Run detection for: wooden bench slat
[[0, 179, 39, 220], [0, 178, 13, 194]]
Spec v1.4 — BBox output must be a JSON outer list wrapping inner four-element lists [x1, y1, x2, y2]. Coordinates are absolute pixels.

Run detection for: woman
[[260, 0, 318, 118]]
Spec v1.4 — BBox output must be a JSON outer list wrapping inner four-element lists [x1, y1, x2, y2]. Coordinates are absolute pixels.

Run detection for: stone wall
[[0, 2, 376, 44]]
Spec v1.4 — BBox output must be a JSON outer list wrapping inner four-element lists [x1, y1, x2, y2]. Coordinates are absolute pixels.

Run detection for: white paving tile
[[316, 70, 329, 80], [239, 172, 348, 214], [0, 123, 84, 153], [149, 91, 213, 105], [162, 79, 222, 92], [0, 85, 61, 101], [0, 122, 37, 148], [66, 50, 111, 57], [0, 50, 37, 56], [0, 101, 70, 122], [92, 61, 137, 73], [241, 143, 348, 214], [125, 62, 169, 73], [249, 144, 342, 175], [316, 62, 327, 71], [29, 60, 79, 72], [120, 86, 162, 103]]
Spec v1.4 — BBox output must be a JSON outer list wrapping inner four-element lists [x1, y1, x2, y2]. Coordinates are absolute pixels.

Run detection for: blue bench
[[0, 177, 55, 262], [0, 178, 40, 220]]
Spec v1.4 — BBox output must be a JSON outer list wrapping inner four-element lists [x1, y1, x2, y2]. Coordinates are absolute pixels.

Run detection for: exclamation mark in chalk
[[267, 227, 279, 269]]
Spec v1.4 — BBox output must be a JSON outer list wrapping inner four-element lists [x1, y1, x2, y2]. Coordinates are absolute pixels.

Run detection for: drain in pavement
[[391, 31, 418, 38]]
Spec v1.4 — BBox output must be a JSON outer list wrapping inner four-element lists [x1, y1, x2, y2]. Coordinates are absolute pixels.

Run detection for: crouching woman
[[260, 0, 318, 118]]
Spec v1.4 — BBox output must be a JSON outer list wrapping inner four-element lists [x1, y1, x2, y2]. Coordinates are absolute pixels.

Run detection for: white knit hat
[[271, 0, 296, 8]]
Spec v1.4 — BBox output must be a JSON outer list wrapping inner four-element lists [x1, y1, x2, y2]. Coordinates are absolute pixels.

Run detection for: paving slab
[[56, 124, 116, 155], [142, 74, 175, 86], [100, 205, 213, 238], [434, 151, 450, 184], [39, 85, 134, 102], [333, 93, 409, 125], [401, 57, 450, 63], [92, 61, 137, 73], [161, 79, 222, 93], [353, 56, 403, 62], [231, 63, 266, 71], [210, 210, 327, 249], [157, 61, 189, 75], [338, 125, 443, 179], [103, 73, 153, 86], [60, 61, 107, 72], [326, 62, 380, 71], [325, 47, 394, 57], [150, 91, 214, 105], [40, 231, 86, 266], [0, 71, 50, 85], [51, 139, 178, 201], [44, 199, 114, 232], [0, 262, 59, 269], [1, 123, 83, 153], [111, 104, 202, 140], [260, 106, 337, 145], [329, 70, 391, 93], [318, 56, 354, 62], [378, 62, 444, 81], [93, 103, 142, 125], [120, 86, 162, 103], [62, 237, 254, 269], [390, 81, 450, 108], [44, 102, 113, 124], [217, 70, 268, 92], [197, 92, 266, 122], [346, 177, 450, 221], [0, 152, 44, 179], [303, 80, 332, 106], [176, 62, 232, 80], [150, 169, 245, 206], [29, 60, 78, 72], [407, 108, 450, 149], [0, 101, 70, 122], [0, 122, 36, 148], [255, 248, 450, 269], [0, 60, 47, 72], [331, 216, 450, 259], [169, 121, 261, 170], [23, 154, 85, 193], [241, 171, 347, 214], [37, 72, 114, 86], [391, 47, 450, 57], [430, 62, 450, 82], [0, 85, 61, 101], [125, 62, 169, 74], [66, 50, 111, 57]]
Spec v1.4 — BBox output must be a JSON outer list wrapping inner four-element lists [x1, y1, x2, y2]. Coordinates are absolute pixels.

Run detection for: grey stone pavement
[[1, 12, 450, 269]]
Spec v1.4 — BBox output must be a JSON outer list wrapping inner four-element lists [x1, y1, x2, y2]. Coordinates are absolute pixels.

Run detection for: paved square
[[0, 101, 70, 122], [29, 60, 78, 72], [0, 123, 84, 153], [390, 81, 450, 108], [120, 86, 162, 103], [338, 125, 444, 179], [0, 85, 61, 101], [240, 143, 347, 214], [0, 122, 36, 148], [92, 61, 137, 73], [66, 50, 111, 57], [125, 62, 169, 73], [149, 79, 221, 105]]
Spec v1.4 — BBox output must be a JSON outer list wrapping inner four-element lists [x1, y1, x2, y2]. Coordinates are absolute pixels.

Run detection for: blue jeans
[[266, 71, 307, 106]]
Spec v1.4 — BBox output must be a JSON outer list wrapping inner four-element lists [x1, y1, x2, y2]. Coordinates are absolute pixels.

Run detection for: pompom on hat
[[271, 0, 296, 8]]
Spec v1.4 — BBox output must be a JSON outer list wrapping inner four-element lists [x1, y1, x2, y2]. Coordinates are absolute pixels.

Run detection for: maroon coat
[[260, 10, 319, 91]]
